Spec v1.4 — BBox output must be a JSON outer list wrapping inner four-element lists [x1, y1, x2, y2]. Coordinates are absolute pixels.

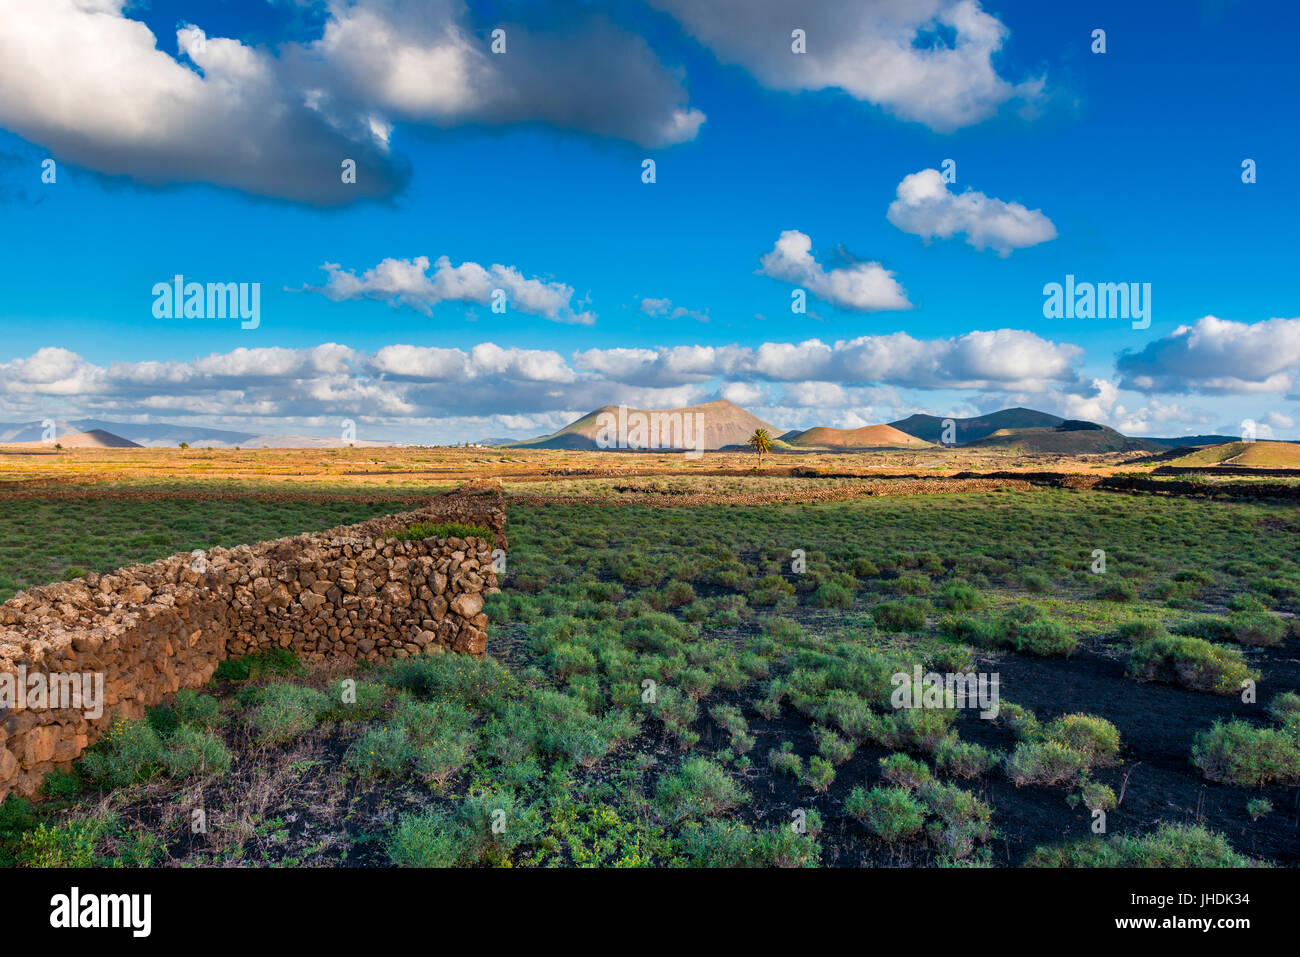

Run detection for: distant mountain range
[[0, 419, 394, 449], [0, 410, 1255, 454], [502, 402, 1249, 453]]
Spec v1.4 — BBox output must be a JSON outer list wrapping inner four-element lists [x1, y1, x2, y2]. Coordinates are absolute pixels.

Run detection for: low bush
[[1190, 719, 1300, 786], [394, 521, 494, 542], [1044, 714, 1121, 766], [679, 819, 820, 867], [656, 758, 748, 823], [245, 684, 328, 745], [1026, 824, 1258, 868], [846, 786, 926, 842], [1128, 634, 1258, 695], [872, 598, 930, 632], [1005, 740, 1089, 787]]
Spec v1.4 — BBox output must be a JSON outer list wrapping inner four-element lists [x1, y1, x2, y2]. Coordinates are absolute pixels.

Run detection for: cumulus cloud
[[0, 329, 1086, 438], [0, 0, 702, 205], [305, 255, 596, 324], [640, 298, 709, 322], [650, 0, 1043, 132], [1117, 316, 1300, 395], [887, 169, 1057, 255], [758, 230, 910, 312]]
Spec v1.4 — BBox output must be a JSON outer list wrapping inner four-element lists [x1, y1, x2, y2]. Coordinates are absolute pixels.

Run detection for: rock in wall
[[0, 490, 505, 802]]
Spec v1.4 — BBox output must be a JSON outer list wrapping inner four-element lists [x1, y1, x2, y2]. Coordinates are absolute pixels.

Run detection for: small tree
[[747, 428, 772, 467], [178, 441, 189, 450]]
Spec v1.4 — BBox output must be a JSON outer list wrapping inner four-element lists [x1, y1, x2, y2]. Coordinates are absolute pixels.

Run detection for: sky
[[0, 0, 1297, 444]]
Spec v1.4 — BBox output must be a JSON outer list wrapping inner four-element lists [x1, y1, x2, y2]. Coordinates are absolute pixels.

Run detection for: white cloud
[[887, 168, 1056, 255], [306, 255, 596, 324], [720, 381, 768, 406], [758, 230, 910, 312], [1265, 411, 1294, 430], [0, 331, 1089, 440], [650, 0, 1043, 132], [0, 0, 702, 205], [1117, 316, 1300, 394], [640, 298, 709, 321]]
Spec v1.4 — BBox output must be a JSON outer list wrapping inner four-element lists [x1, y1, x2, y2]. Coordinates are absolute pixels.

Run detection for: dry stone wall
[[0, 490, 505, 802]]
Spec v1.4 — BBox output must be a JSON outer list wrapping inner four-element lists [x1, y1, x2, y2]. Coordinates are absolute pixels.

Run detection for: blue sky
[[1, 0, 1297, 443]]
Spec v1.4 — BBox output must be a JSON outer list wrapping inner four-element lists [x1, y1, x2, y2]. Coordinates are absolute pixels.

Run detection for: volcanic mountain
[[781, 424, 931, 450], [509, 399, 781, 451], [967, 420, 1166, 453], [887, 407, 1064, 444], [1162, 441, 1300, 469], [0, 429, 141, 449]]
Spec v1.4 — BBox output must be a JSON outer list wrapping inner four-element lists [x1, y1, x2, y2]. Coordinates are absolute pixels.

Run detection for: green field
[[3, 489, 1298, 868]]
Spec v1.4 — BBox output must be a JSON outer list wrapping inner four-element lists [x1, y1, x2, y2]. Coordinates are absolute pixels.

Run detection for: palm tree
[[747, 428, 773, 467]]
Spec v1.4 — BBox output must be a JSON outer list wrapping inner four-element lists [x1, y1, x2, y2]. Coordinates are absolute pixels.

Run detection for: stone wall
[[0, 489, 505, 802]]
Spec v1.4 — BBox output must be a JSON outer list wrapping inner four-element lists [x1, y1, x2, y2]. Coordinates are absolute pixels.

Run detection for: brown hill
[[783, 424, 930, 449], [510, 399, 781, 451], [1, 429, 141, 449], [1163, 441, 1300, 469]]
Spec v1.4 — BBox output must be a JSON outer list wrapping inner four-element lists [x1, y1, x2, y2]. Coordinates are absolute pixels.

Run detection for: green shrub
[[879, 753, 932, 791], [938, 583, 984, 611], [767, 745, 803, 778], [1269, 691, 1300, 729], [655, 686, 700, 748], [213, 647, 302, 682], [1005, 740, 1089, 787], [1116, 619, 1167, 643], [347, 723, 413, 778], [656, 758, 748, 823], [1191, 720, 1300, 786], [160, 725, 232, 778], [807, 582, 853, 609], [812, 725, 854, 765], [679, 820, 820, 867], [851, 557, 880, 578], [1173, 614, 1234, 642], [935, 736, 999, 778], [894, 574, 932, 596], [1128, 634, 1258, 694], [1080, 781, 1117, 812], [1095, 578, 1138, 602], [246, 684, 328, 745], [1026, 824, 1257, 868], [394, 521, 494, 542], [79, 717, 166, 788], [171, 689, 226, 729], [805, 756, 835, 792], [996, 702, 1042, 741], [872, 598, 930, 632], [1228, 610, 1287, 647], [1247, 797, 1273, 821], [322, 678, 389, 721], [17, 817, 108, 868], [388, 809, 461, 867], [846, 786, 926, 842], [1045, 714, 1121, 766]]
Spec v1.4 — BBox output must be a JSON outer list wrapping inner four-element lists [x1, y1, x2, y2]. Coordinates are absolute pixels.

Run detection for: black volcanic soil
[[686, 633, 1300, 867]]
